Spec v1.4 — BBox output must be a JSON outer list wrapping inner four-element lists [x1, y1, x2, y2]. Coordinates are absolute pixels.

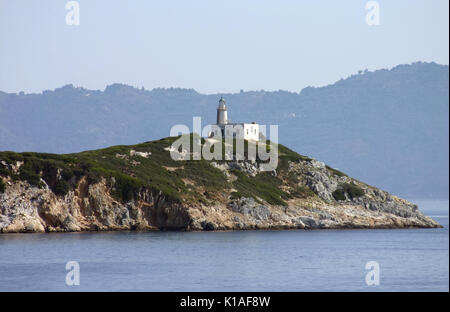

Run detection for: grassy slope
[[0, 135, 355, 206]]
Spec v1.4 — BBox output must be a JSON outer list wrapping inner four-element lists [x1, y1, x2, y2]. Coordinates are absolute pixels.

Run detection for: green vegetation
[[332, 182, 364, 201], [277, 143, 312, 171], [0, 135, 227, 203], [0, 166, 10, 176], [0, 134, 338, 205], [290, 185, 316, 199], [231, 169, 288, 206], [326, 165, 347, 177], [0, 151, 82, 192], [53, 180, 71, 196], [0, 178, 5, 193], [332, 189, 346, 201], [112, 173, 143, 202]]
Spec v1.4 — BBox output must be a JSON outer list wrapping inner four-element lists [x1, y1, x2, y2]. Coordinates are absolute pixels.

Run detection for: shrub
[[291, 185, 315, 199], [0, 178, 5, 193], [326, 165, 347, 177], [231, 170, 288, 206], [0, 167, 10, 176], [333, 183, 364, 201], [343, 183, 364, 199], [113, 173, 143, 202], [53, 180, 70, 196], [2, 137, 323, 206], [332, 189, 346, 201], [19, 168, 42, 187]]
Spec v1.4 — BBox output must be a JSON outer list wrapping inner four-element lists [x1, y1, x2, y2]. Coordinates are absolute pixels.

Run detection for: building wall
[[212, 123, 259, 141], [243, 123, 259, 141]]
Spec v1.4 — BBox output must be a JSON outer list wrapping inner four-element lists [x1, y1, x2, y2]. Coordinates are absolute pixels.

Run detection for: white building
[[211, 97, 259, 141]]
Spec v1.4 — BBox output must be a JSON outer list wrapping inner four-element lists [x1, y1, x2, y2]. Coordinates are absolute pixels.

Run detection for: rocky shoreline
[[0, 137, 441, 233], [0, 164, 441, 233]]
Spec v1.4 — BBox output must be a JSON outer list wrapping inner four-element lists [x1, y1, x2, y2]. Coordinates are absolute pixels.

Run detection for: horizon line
[[1, 60, 448, 96]]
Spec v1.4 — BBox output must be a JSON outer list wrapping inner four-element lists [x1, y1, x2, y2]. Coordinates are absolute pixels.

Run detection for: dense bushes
[[19, 167, 42, 187], [291, 185, 316, 199], [0, 178, 5, 193], [0, 136, 333, 206], [0, 166, 10, 176], [333, 183, 364, 201], [112, 173, 143, 202], [231, 169, 288, 206], [332, 189, 346, 201], [53, 180, 71, 196]]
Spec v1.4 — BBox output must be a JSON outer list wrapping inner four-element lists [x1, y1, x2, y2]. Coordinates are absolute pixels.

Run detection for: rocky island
[[0, 135, 441, 233]]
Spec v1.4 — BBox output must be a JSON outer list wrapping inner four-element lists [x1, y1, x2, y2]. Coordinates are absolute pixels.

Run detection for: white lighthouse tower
[[211, 96, 260, 142], [216, 96, 228, 125]]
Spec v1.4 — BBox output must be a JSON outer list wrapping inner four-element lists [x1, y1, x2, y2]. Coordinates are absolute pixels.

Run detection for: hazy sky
[[0, 0, 448, 94]]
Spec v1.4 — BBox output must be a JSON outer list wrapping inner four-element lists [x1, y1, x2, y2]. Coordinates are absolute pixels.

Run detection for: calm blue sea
[[0, 200, 448, 292]]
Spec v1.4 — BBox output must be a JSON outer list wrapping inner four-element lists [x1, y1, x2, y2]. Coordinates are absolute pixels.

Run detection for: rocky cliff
[[0, 136, 440, 233]]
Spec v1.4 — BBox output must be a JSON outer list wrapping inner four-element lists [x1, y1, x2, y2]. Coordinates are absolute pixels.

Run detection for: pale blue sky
[[0, 0, 448, 94]]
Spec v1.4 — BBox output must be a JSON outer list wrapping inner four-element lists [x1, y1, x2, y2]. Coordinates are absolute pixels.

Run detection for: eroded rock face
[[229, 197, 271, 221], [286, 159, 431, 221], [0, 177, 192, 233], [292, 160, 346, 202], [0, 160, 442, 233], [211, 161, 261, 177]]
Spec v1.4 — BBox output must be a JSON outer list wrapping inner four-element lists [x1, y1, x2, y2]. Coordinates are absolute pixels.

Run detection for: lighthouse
[[216, 96, 228, 125], [211, 97, 260, 142]]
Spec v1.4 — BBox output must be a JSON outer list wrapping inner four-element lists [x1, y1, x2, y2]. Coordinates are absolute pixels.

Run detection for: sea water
[[0, 200, 448, 291]]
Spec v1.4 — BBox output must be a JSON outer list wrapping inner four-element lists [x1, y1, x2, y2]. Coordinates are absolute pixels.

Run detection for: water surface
[[0, 200, 448, 291]]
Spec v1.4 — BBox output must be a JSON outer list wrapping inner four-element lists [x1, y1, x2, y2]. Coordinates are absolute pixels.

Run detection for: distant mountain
[[0, 62, 448, 198]]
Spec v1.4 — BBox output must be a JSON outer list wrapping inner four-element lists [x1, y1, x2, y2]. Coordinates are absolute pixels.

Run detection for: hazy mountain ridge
[[0, 62, 448, 198]]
